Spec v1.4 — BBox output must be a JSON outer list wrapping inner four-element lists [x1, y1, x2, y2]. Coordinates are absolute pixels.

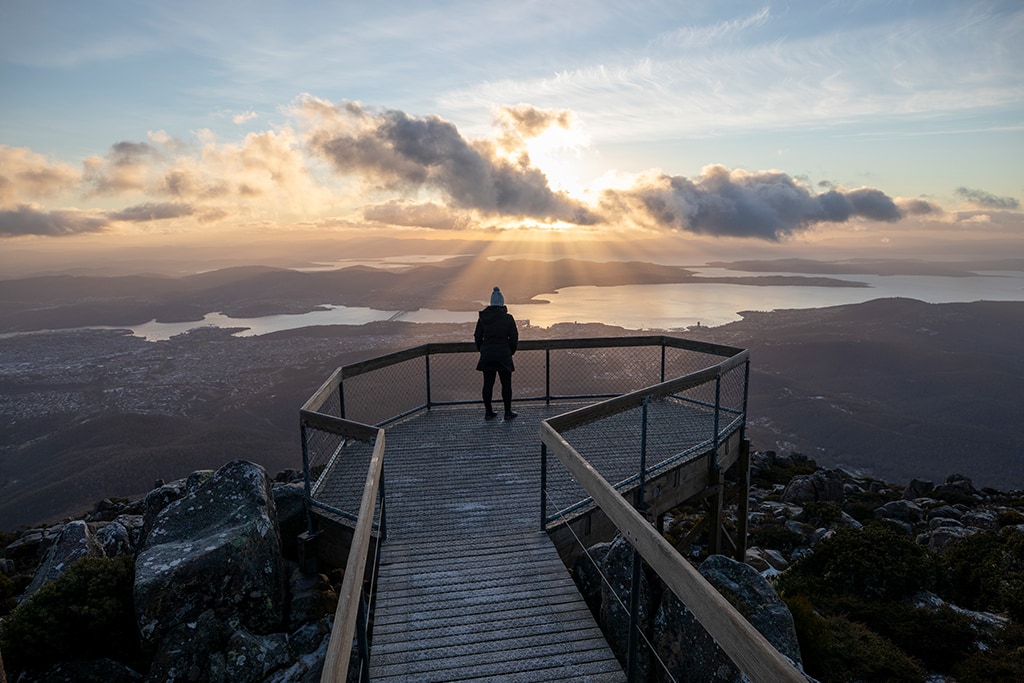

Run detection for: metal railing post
[[627, 396, 651, 681], [545, 348, 551, 404], [300, 422, 315, 535], [710, 373, 722, 472], [660, 343, 666, 383], [424, 353, 432, 409], [626, 547, 643, 682], [338, 379, 346, 419], [741, 359, 750, 437]]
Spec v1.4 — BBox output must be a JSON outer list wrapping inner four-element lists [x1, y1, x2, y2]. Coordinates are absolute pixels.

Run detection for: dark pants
[[482, 368, 512, 415]]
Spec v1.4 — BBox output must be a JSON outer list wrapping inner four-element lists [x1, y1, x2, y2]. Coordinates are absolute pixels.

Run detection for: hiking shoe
[[504, 412, 518, 421], [485, 411, 498, 420]]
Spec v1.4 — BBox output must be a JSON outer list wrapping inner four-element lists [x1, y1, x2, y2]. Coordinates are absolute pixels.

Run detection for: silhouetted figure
[[474, 286, 519, 420]]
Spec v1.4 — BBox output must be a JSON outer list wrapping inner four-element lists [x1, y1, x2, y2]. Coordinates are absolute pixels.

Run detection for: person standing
[[474, 286, 519, 420]]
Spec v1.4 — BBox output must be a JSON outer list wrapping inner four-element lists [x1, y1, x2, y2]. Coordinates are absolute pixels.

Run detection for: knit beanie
[[490, 286, 505, 306]]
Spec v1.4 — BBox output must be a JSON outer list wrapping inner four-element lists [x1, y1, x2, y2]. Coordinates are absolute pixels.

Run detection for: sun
[[524, 126, 593, 200]]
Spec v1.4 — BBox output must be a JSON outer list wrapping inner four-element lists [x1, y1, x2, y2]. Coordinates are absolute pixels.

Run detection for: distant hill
[[692, 298, 1024, 490], [0, 260, 867, 333]]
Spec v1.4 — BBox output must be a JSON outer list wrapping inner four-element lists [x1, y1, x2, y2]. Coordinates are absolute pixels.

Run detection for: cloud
[[84, 141, 161, 196], [363, 200, 474, 230], [109, 202, 194, 222], [955, 187, 1020, 210], [302, 98, 598, 225], [232, 110, 258, 125], [0, 204, 108, 237], [495, 104, 574, 140], [896, 197, 940, 216], [600, 165, 904, 239], [0, 145, 80, 205]]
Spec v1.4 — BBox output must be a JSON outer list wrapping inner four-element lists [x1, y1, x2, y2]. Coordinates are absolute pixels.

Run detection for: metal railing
[[299, 335, 782, 682]]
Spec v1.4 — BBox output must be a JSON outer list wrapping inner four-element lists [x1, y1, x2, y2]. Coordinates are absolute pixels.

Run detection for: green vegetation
[[786, 595, 926, 683], [941, 528, 1024, 621], [0, 555, 142, 673], [776, 521, 1024, 680]]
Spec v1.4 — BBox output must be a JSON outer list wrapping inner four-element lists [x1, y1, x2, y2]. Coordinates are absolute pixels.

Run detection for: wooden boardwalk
[[367, 402, 626, 682]]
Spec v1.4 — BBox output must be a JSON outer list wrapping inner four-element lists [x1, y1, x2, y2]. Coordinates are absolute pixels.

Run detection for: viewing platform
[[299, 337, 805, 682]]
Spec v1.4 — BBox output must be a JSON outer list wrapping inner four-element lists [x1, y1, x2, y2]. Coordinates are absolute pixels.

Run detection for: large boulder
[[24, 520, 104, 597], [781, 469, 845, 504], [599, 535, 651, 677], [653, 554, 801, 682], [572, 540, 611, 617], [134, 460, 287, 646]]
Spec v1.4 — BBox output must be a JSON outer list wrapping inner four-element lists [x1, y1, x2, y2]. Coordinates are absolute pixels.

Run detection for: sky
[[0, 0, 1022, 272]]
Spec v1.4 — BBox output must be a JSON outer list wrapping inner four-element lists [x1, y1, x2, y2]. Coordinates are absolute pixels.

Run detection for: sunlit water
[[77, 267, 1024, 341]]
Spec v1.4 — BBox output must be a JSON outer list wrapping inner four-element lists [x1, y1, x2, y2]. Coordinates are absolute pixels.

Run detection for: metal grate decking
[[366, 402, 627, 682]]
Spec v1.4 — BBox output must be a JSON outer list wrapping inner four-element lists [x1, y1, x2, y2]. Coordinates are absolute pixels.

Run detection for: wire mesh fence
[[300, 336, 747, 546], [300, 335, 756, 683]]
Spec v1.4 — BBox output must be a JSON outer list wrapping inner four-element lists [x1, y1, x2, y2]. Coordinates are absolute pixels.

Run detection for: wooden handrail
[[299, 410, 379, 442], [329, 335, 745, 383], [540, 422, 803, 683], [320, 428, 386, 682]]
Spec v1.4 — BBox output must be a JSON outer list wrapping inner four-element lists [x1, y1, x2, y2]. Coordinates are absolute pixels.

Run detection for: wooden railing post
[[707, 463, 723, 555], [734, 439, 751, 562]]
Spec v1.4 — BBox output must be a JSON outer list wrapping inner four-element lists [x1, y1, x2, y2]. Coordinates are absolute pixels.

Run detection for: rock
[[928, 517, 963, 530], [87, 497, 126, 523], [837, 511, 862, 529], [264, 631, 329, 683], [903, 478, 934, 499], [928, 504, 963, 520], [275, 468, 304, 483], [224, 628, 292, 683], [141, 479, 187, 541], [699, 555, 802, 665], [599, 535, 650, 677], [289, 618, 332, 657], [744, 547, 771, 572], [134, 460, 286, 645], [288, 567, 337, 630], [781, 469, 845, 504], [573, 540, 611, 617], [273, 482, 308, 561], [652, 555, 801, 682], [934, 474, 978, 499], [145, 608, 230, 683], [763, 548, 790, 571], [24, 520, 103, 597], [926, 525, 978, 553], [96, 520, 134, 557], [114, 514, 146, 549], [875, 500, 925, 524], [653, 587, 733, 682], [0, 557, 15, 576], [961, 509, 1000, 530]]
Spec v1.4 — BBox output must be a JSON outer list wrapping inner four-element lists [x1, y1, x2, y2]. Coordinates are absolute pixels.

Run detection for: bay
[[115, 268, 1024, 341]]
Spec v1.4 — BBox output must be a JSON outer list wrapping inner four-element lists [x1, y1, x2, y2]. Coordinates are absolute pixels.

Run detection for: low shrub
[[941, 527, 1024, 621], [952, 622, 1024, 683], [800, 501, 843, 527], [750, 520, 804, 554], [778, 522, 935, 601], [786, 594, 926, 683], [0, 555, 141, 673]]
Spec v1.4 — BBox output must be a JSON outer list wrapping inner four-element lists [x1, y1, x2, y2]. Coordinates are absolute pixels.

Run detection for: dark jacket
[[474, 305, 518, 372]]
